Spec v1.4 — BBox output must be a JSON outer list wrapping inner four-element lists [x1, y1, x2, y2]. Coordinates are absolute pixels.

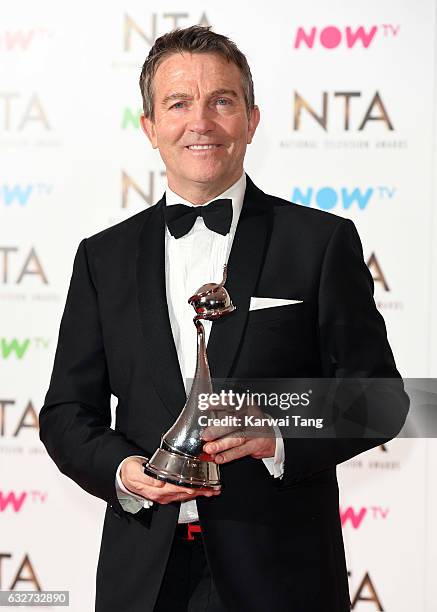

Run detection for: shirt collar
[[165, 172, 246, 234]]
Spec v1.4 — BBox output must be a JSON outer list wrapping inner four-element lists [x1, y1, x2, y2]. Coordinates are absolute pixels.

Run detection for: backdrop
[[1, 1, 436, 610]]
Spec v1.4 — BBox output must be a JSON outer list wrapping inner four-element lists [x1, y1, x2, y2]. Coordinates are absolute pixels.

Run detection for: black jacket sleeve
[[39, 239, 145, 511], [280, 218, 409, 487]]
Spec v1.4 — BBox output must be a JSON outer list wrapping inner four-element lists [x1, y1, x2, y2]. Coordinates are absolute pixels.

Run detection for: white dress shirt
[[116, 172, 284, 521]]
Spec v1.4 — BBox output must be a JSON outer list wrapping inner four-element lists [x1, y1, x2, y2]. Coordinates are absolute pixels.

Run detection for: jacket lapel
[[136, 177, 273, 418], [206, 176, 273, 380], [136, 196, 186, 419]]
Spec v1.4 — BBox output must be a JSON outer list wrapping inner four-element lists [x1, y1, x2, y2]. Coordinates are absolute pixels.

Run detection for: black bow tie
[[163, 198, 233, 239]]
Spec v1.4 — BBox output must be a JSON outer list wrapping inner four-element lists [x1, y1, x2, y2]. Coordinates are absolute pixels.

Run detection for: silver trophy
[[144, 266, 235, 489]]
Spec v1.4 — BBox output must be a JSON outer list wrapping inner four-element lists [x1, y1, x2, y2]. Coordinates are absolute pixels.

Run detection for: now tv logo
[[0, 491, 26, 512], [0, 28, 53, 51], [293, 25, 400, 49], [292, 185, 396, 211], [0, 490, 47, 512], [0, 337, 50, 360], [1, 183, 52, 205], [340, 505, 389, 529]]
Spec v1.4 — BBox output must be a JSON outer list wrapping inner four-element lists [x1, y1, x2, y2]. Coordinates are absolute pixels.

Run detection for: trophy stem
[[144, 267, 235, 489], [143, 319, 221, 489]]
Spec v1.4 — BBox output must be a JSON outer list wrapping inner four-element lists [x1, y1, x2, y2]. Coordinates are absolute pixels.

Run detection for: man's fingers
[[214, 440, 257, 464], [213, 437, 275, 464], [124, 467, 165, 489], [159, 482, 196, 495], [139, 481, 195, 496], [136, 480, 220, 498], [144, 485, 220, 504], [122, 457, 221, 502], [153, 492, 193, 505], [141, 473, 166, 487], [203, 433, 246, 455], [159, 491, 218, 504]]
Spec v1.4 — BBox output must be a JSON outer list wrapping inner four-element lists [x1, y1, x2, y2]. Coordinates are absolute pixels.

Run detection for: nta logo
[[367, 254, 390, 292], [0, 246, 48, 284], [293, 24, 400, 49], [124, 12, 211, 52], [121, 169, 166, 209], [0, 399, 39, 437], [293, 91, 393, 131], [0, 93, 50, 131], [0, 553, 41, 591], [348, 571, 384, 610]]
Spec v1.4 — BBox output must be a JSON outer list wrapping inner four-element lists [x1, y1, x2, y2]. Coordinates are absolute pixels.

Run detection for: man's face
[[141, 52, 260, 199]]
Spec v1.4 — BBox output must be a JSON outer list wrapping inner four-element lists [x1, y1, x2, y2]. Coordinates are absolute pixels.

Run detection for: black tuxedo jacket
[[40, 176, 408, 612]]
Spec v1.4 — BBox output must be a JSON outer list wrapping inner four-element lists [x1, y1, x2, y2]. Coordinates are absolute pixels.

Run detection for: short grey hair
[[139, 25, 255, 121]]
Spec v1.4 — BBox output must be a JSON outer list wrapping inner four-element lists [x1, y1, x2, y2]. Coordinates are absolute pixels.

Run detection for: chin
[[189, 170, 224, 185]]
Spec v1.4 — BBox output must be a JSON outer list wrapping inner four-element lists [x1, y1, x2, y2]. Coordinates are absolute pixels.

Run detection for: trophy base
[[144, 448, 221, 490]]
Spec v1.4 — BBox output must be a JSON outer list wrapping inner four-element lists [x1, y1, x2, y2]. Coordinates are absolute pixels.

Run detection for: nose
[[187, 101, 216, 136]]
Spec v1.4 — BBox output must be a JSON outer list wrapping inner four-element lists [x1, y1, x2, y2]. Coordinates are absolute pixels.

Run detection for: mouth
[[185, 144, 223, 151]]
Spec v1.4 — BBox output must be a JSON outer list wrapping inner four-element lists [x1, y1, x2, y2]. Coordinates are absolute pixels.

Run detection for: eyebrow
[[161, 89, 239, 107]]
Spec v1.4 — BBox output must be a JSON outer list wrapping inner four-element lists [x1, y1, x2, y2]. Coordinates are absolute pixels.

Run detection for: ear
[[140, 114, 158, 149], [247, 105, 260, 144]]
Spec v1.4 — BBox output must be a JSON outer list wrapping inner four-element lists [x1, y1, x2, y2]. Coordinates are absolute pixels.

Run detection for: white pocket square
[[249, 297, 303, 311]]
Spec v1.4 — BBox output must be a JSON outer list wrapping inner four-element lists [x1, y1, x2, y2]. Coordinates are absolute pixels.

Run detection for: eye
[[216, 98, 230, 106], [170, 101, 186, 109]]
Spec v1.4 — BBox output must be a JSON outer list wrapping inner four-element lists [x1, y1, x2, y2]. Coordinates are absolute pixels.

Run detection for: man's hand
[[203, 435, 276, 465], [120, 457, 220, 504], [201, 393, 277, 465]]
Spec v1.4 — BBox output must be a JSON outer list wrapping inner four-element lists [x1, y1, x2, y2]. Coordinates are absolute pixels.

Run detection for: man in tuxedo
[[40, 25, 409, 612]]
